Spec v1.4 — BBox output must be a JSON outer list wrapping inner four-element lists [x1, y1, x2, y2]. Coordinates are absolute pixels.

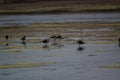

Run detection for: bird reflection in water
[[21, 41, 27, 47], [51, 42, 64, 49], [5, 42, 9, 46], [43, 45, 49, 49], [42, 44, 50, 50], [77, 46, 85, 51]]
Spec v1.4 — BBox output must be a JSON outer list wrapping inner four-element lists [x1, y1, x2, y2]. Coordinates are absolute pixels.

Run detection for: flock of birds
[[42, 35, 65, 45], [5, 35, 120, 49]]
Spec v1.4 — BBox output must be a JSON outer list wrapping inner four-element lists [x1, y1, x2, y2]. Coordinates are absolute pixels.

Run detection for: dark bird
[[77, 40, 85, 47], [42, 39, 49, 45], [118, 38, 120, 47], [50, 35, 56, 38], [56, 35, 62, 39], [5, 35, 9, 40], [50, 35, 57, 40], [50, 34, 64, 41], [21, 36, 26, 41], [118, 38, 120, 42], [56, 35, 64, 40]]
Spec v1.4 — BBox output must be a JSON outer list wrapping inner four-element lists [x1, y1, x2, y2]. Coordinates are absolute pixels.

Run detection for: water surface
[[0, 13, 120, 26]]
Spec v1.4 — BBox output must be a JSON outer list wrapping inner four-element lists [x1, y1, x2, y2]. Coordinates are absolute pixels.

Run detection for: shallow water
[[0, 13, 120, 26], [0, 41, 120, 80], [0, 12, 120, 80]]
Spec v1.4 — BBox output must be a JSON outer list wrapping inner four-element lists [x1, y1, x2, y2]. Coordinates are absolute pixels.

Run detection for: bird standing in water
[[5, 35, 9, 46], [50, 35, 57, 39], [21, 36, 26, 42], [50, 34, 64, 43], [5, 35, 9, 40], [77, 40, 85, 51], [42, 39, 49, 45], [42, 39, 50, 48], [21, 36, 26, 47], [77, 40, 85, 47], [118, 38, 120, 47], [56, 34, 64, 41]]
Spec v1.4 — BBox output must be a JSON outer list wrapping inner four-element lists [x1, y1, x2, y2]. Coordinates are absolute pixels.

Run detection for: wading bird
[[50, 35, 57, 39], [118, 38, 120, 47], [77, 40, 85, 47], [50, 34, 64, 42], [21, 36, 26, 47], [5, 35, 9, 40], [42, 39, 49, 45], [56, 35, 64, 40], [21, 36, 26, 42], [5, 35, 9, 46]]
